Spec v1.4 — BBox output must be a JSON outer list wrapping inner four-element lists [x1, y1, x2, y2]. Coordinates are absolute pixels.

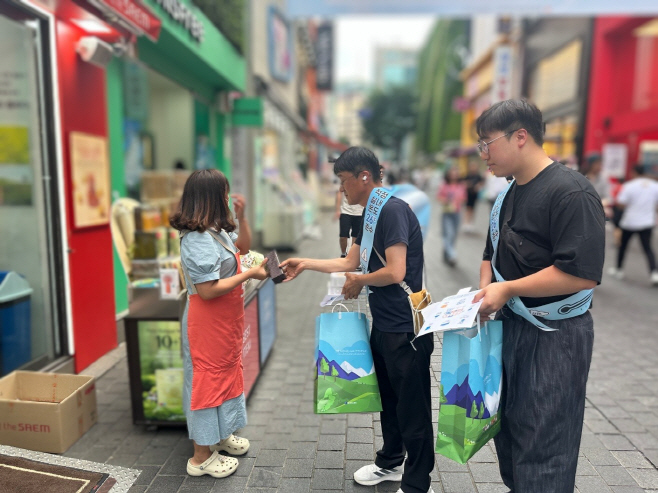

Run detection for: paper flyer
[[416, 287, 483, 337], [320, 294, 345, 306]]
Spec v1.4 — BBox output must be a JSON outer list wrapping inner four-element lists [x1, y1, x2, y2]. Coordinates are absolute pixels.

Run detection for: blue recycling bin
[[0, 271, 33, 374]]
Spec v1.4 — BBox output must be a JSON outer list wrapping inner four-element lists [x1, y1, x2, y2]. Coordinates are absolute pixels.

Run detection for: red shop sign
[[93, 0, 162, 41]]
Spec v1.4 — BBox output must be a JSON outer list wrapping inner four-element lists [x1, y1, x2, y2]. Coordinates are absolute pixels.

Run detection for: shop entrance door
[[0, 6, 66, 375]]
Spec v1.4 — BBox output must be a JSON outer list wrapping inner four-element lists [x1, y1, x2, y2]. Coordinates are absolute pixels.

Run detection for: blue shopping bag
[[436, 321, 503, 463], [314, 310, 383, 414]]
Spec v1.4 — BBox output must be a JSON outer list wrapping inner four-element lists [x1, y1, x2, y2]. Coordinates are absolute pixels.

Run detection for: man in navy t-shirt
[[281, 147, 435, 493]]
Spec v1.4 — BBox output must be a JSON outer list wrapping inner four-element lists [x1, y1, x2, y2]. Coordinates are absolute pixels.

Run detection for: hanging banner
[[316, 22, 333, 91], [268, 6, 294, 82], [492, 45, 512, 104]]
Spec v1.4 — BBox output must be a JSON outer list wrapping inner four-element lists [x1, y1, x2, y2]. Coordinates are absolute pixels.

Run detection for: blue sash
[[490, 180, 593, 331], [360, 187, 393, 274]]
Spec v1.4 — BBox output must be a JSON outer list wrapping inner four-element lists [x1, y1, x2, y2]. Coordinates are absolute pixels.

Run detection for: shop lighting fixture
[[71, 18, 113, 34]]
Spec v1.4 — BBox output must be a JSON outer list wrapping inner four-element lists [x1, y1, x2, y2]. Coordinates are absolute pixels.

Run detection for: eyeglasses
[[477, 129, 520, 156], [338, 173, 361, 188]]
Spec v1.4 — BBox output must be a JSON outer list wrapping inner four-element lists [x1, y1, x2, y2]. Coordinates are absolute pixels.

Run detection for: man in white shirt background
[[335, 189, 364, 257], [608, 164, 658, 285]]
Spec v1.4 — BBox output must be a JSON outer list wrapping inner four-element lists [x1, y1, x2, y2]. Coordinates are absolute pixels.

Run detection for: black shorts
[[466, 191, 478, 208], [339, 214, 362, 238]]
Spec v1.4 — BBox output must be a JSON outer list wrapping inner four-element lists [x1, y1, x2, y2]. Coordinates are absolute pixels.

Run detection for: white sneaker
[[651, 271, 658, 286], [607, 267, 625, 280], [396, 488, 435, 493], [353, 463, 403, 486]]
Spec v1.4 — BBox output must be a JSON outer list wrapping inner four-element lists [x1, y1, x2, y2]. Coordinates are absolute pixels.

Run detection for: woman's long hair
[[170, 169, 236, 233], [444, 166, 460, 185]]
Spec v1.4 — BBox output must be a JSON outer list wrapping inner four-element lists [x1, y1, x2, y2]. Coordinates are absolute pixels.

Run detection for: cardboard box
[[0, 371, 97, 453]]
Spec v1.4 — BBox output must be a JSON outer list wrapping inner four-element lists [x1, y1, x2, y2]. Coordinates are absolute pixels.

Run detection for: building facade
[[584, 16, 658, 177]]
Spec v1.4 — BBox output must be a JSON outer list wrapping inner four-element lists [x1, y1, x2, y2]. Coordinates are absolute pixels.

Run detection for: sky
[[335, 15, 436, 84]]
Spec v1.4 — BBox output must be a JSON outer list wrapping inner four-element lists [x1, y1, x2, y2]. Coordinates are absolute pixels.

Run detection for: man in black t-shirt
[[281, 147, 435, 493], [472, 100, 605, 493]]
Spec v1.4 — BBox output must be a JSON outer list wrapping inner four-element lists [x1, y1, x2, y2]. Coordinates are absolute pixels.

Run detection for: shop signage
[[91, 0, 162, 41], [602, 143, 628, 179], [268, 6, 293, 82], [316, 22, 333, 91], [492, 45, 512, 103], [232, 98, 263, 127], [152, 0, 204, 43]]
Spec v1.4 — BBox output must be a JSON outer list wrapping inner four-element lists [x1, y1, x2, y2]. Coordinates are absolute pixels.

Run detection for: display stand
[[124, 279, 277, 427]]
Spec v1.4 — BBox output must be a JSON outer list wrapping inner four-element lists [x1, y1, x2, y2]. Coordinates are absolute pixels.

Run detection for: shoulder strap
[[178, 229, 237, 296], [488, 182, 592, 331], [178, 230, 197, 295], [206, 229, 237, 254], [360, 188, 393, 274], [373, 247, 413, 295]]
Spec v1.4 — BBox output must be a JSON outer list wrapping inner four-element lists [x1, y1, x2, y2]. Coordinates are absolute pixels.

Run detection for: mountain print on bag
[[441, 355, 503, 418], [436, 322, 503, 464], [314, 312, 383, 414]]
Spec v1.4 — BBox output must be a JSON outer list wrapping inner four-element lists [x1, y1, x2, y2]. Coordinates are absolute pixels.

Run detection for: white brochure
[[415, 287, 483, 337]]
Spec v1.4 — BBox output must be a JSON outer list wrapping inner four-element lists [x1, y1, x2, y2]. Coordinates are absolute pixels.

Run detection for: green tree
[[360, 85, 418, 162], [320, 357, 329, 378], [439, 384, 448, 404], [331, 366, 339, 382], [415, 19, 469, 155], [471, 401, 478, 419], [479, 402, 485, 419]]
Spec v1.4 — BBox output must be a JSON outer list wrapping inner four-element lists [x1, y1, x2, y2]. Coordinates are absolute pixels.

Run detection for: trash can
[[0, 271, 33, 374]]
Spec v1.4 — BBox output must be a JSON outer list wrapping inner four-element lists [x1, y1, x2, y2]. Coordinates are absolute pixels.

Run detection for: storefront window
[[529, 39, 582, 110], [543, 115, 578, 163], [0, 11, 62, 375]]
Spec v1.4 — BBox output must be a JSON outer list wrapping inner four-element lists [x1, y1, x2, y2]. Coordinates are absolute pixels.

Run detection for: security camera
[[76, 36, 114, 67]]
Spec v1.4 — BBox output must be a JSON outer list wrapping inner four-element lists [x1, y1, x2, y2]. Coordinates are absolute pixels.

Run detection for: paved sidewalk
[[67, 201, 658, 492]]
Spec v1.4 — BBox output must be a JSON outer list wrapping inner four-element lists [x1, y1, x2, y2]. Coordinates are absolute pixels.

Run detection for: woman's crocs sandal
[[186, 451, 238, 478], [210, 434, 250, 456]]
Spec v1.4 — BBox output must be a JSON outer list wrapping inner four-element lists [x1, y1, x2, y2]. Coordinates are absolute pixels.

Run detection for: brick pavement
[[66, 201, 658, 492]]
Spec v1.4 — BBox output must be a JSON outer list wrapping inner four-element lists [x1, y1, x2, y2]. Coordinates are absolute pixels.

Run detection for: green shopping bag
[[436, 321, 503, 463], [314, 310, 383, 414]]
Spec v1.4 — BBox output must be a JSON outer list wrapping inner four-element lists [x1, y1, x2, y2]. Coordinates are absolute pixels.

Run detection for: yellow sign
[[70, 132, 110, 228]]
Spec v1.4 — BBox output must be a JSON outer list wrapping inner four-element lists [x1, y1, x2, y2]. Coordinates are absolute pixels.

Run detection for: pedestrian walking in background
[[462, 160, 484, 232], [583, 152, 612, 217], [472, 100, 606, 493], [170, 169, 268, 479], [281, 147, 435, 493], [437, 166, 466, 266], [335, 189, 364, 257], [608, 164, 658, 285]]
